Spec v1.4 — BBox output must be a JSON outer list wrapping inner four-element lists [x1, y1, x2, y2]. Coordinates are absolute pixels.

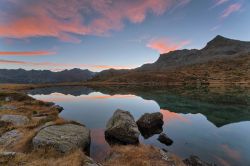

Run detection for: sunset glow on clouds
[[0, 51, 56, 56], [0, 0, 184, 42], [147, 38, 191, 54], [221, 3, 242, 18], [0, 0, 249, 71]]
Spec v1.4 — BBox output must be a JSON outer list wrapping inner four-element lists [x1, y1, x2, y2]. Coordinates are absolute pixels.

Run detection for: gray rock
[[105, 109, 140, 145], [4, 97, 12, 102], [84, 156, 103, 166], [0, 152, 16, 157], [0, 130, 23, 147], [136, 112, 164, 138], [33, 124, 90, 153], [158, 133, 173, 146], [0, 105, 17, 111], [52, 105, 64, 112], [0, 114, 29, 126], [32, 116, 48, 122]]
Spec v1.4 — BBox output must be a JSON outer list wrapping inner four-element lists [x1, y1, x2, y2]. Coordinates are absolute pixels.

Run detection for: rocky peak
[[203, 35, 250, 50]]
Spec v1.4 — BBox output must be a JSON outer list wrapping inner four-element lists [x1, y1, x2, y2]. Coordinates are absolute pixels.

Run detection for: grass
[[103, 145, 185, 166], [0, 148, 88, 166]]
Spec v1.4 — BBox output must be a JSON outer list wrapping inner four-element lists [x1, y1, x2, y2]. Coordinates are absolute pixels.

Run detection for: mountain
[[91, 35, 250, 85], [0, 68, 96, 83]]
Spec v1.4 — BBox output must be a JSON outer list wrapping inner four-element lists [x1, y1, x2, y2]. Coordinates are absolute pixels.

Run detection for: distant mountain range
[[92, 35, 250, 85], [0, 35, 249, 85], [0, 68, 96, 83]]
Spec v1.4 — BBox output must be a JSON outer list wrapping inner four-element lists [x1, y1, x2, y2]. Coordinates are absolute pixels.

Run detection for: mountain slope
[[91, 35, 250, 85], [0, 68, 96, 83]]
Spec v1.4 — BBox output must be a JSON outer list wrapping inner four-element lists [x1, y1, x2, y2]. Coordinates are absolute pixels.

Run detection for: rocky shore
[[0, 89, 214, 166]]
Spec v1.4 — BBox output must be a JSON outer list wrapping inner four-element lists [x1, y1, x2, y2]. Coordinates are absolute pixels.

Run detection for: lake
[[28, 85, 250, 166]]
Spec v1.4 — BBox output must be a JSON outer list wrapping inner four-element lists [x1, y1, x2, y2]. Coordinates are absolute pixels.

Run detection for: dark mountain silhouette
[[92, 35, 250, 85], [0, 68, 96, 83]]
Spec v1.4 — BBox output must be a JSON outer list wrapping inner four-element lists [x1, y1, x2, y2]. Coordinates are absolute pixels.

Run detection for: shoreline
[[0, 85, 215, 166]]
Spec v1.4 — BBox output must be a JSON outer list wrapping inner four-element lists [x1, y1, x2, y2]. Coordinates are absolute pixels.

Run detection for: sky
[[0, 0, 249, 72]]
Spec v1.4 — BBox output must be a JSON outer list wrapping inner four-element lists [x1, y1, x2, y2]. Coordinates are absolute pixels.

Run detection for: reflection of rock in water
[[136, 112, 164, 139], [105, 109, 140, 145], [28, 86, 94, 96]]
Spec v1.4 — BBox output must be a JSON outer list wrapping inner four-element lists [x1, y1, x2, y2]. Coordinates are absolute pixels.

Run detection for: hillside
[[0, 68, 96, 83], [91, 35, 250, 86]]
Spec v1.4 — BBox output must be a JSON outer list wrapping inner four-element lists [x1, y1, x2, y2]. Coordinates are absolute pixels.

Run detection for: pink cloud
[[213, 0, 228, 7], [221, 3, 242, 18], [0, 51, 56, 56], [147, 38, 191, 54], [0, 0, 191, 42]]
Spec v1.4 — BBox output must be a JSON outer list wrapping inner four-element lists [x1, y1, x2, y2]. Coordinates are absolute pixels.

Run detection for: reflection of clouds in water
[[214, 156, 230, 166], [90, 128, 110, 162], [31, 92, 136, 102], [160, 109, 191, 124], [30, 90, 250, 165], [220, 144, 241, 161]]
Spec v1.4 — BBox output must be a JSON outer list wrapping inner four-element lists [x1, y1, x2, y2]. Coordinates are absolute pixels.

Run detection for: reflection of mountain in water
[[28, 85, 250, 127], [28, 86, 94, 96], [91, 86, 250, 127]]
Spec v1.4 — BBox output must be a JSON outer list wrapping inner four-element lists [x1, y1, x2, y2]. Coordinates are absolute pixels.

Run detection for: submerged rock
[[136, 112, 164, 138], [157, 133, 173, 146], [0, 129, 23, 147], [183, 155, 214, 166], [33, 123, 90, 153], [105, 109, 140, 145], [0, 114, 29, 126]]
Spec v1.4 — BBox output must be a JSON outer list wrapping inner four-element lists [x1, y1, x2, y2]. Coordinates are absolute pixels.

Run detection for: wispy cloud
[[212, 0, 229, 8], [0, 59, 134, 71], [210, 25, 221, 31], [0, 51, 56, 56], [147, 38, 191, 54], [0, 0, 191, 42], [220, 3, 242, 18]]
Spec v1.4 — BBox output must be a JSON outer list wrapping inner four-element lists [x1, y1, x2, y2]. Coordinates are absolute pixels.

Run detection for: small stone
[[0, 130, 23, 147], [4, 97, 12, 102], [0, 105, 17, 111], [157, 133, 173, 146], [52, 105, 64, 112], [0, 114, 29, 126]]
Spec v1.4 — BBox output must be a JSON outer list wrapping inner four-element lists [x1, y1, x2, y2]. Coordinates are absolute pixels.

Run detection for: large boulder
[[105, 109, 140, 145], [0, 114, 29, 126], [0, 129, 23, 147], [32, 124, 90, 153], [136, 112, 164, 138]]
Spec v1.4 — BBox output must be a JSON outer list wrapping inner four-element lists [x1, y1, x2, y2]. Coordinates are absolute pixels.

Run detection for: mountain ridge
[[0, 68, 96, 83], [92, 35, 250, 85]]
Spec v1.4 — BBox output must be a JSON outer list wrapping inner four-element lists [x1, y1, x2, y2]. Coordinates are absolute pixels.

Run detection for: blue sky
[[0, 0, 249, 71]]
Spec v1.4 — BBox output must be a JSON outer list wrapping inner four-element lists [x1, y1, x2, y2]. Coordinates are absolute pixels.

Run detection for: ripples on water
[[29, 86, 250, 165]]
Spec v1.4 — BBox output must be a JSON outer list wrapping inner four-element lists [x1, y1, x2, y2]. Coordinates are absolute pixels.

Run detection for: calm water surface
[[28, 86, 250, 166]]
